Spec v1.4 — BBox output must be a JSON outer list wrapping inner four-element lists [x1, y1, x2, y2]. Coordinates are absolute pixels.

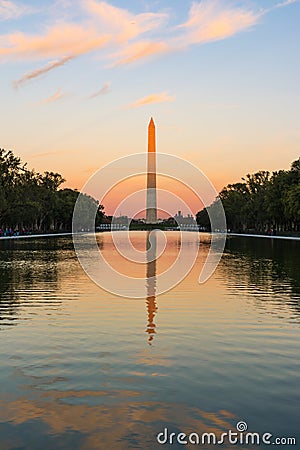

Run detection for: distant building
[[174, 211, 198, 230]]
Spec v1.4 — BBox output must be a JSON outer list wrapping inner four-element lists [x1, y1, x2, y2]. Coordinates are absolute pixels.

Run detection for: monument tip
[[149, 117, 155, 127]]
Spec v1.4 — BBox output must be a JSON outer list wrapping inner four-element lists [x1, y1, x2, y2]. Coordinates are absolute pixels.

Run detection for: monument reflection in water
[[145, 231, 158, 344], [0, 234, 300, 448]]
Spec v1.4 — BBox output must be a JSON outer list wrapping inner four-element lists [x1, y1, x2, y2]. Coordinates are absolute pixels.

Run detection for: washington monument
[[146, 118, 157, 224]]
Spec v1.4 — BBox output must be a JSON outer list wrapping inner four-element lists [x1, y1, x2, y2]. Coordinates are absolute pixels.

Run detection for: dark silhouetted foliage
[[0, 148, 105, 234], [197, 158, 300, 233]]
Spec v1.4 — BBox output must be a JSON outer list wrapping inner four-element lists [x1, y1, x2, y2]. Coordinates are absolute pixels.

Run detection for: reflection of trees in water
[[0, 238, 74, 328], [221, 237, 300, 318]]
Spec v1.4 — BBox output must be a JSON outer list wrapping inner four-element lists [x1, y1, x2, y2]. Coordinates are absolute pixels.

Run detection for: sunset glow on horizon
[[100, 174, 204, 217], [1, 0, 299, 214]]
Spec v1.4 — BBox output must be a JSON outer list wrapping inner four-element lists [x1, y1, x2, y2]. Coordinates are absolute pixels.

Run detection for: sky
[[1, 0, 299, 215]]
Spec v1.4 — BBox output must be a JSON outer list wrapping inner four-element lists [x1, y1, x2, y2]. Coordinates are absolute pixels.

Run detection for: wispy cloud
[[0, 23, 110, 59], [14, 55, 74, 88], [129, 92, 175, 109], [0, 0, 31, 20], [110, 40, 171, 66], [29, 149, 67, 158], [40, 88, 65, 104], [1, 1, 166, 85], [84, 0, 168, 42], [88, 82, 111, 99], [0, 0, 296, 86], [270, 0, 298, 9], [177, 0, 261, 45]]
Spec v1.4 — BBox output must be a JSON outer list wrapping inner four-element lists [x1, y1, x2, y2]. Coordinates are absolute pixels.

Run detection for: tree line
[[0, 148, 104, 235], [197, 158, 300, 234], [1, 147, 299, 236]]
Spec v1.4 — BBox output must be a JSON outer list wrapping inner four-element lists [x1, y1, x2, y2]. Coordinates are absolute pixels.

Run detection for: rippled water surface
[[0, 233, 299, 449]]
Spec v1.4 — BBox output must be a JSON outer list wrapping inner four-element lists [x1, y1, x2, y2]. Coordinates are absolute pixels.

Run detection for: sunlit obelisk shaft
[[146, 118, 157, 224]]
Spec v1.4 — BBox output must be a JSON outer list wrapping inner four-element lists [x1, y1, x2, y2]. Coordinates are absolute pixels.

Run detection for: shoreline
[[227, 232, 300, 241], [0, 231, 300, 242], [0, 232, 72, 240]]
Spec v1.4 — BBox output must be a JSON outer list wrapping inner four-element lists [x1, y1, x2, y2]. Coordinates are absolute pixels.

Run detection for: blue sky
[[0, 0, 299, 204]]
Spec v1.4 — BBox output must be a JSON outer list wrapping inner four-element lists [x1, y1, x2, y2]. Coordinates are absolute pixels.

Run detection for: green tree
[[197, 158, 300, 234], [0, 148, 106, 234]]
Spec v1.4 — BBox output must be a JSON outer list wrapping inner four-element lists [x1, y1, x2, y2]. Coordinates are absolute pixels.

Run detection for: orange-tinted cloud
[[0, 0, 295, 85], [83, 0, 168, 42], [129, 92, 175, 109], [88, 82, 111, 99], [178, 0, 261, 45], [110, 40, 171, 66], [0, 2, 168, 84], [0, 23, 110, 59], [40, 88, 65, 104], [14, 55, 74, 88]]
